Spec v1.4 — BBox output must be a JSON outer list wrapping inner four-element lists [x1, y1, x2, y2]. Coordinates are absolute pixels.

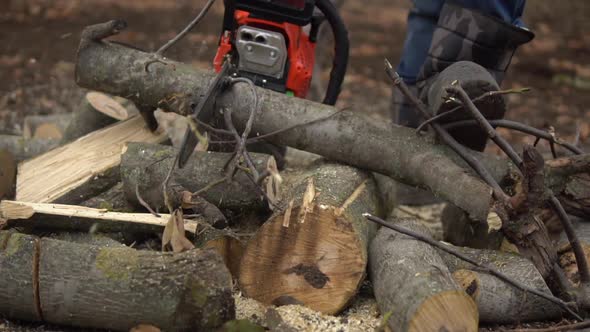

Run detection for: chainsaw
[[177, 0, 350, 167]]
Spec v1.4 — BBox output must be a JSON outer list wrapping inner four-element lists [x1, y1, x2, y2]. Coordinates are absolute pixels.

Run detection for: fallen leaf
[[162, 209, 195, 253], [263, 157, 282, 209], [486, 212, 502, 233]]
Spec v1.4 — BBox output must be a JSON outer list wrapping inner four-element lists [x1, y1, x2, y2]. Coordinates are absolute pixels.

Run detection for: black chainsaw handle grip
[[316, 0, 349, 106]]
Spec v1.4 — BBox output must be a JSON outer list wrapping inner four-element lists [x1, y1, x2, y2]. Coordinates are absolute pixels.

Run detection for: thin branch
[[155, 0, 216, 55], [416, 87, 531, 133], [446, 85, 524, 171], [384, 59, 508, 201], [363, 214, 582, 321], [503, 320, 590, 332], [161, 154, 179, 214], [443, 119, 584, 155], [135, 184, 161, 217]]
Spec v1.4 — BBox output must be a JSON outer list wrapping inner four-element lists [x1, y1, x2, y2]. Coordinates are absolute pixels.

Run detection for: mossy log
[[0, 231, 234, 331], [0, 135, 60, 161], [239, 161, 382, 314], [80, 182, 135, 212], [16, 116, 166, 204], [439, 247, 562, 323], [120, 142, 274, 211], [369, 219, 478, 332]]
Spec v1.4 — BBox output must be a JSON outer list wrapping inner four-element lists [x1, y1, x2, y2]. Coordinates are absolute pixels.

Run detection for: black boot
[[417, 3, 534, 151]]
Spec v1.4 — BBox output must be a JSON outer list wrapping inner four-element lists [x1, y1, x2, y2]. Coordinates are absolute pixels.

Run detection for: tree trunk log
[[369, 219, 479, 332], [194, 228, 245, 279], [16, 116, 166, 204], [0, 231, 235, 331], [0, 135, 60, 161], [120, 142, 273, 211], [61, 92, 135, 143], [239, 161, 381, 314], [0, 150, 17, 200], [80, 182, 135, 212], [440, 247, 562, 323], [73, 30, 590, 223]]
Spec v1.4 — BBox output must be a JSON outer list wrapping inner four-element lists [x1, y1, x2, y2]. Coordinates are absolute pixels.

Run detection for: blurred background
[[1, 0, 589, 154]]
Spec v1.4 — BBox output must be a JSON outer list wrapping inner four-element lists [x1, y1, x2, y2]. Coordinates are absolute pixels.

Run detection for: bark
[[0, 200, 200, 235], [73, 29, 590, 223], [15, 116, 166, 204], [120, 142, 273, 211], [23, 113, 72, 140], [0, 135, 60, 161], [369, 219, 478, 332], [80, 182, 135, 212], [440, 247, 562, 323], [0, 231, 235, 331], [239, 161, 381, 315]]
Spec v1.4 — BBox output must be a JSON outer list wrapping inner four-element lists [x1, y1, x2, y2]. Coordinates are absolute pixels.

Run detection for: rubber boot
[[417, 2, 534, 151]]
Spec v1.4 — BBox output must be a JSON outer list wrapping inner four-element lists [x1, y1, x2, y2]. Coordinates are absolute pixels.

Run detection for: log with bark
[[121, 142, 274, 211], [239, 161, 382, 314], [61, 91, 136, 143], [16, 115, 166, 204], [73, 23, 590, 225], [369, 219, 479, 331], [0, 149, 17, 199], [0, 231, 234, 331], [439, 246, 562, 323]]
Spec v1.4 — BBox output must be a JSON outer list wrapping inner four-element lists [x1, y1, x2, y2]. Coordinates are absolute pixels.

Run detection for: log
[[239, 161, 381, 314], [73, 27, 590, 223], [23, 113, 73, 140], [194, 227, 245, 279], [0, 135, 60, 161], [61, 92, 136, 143], [80, 182, 135, 212], [120, 142, 273, 211], [16, 115, 166, 204], [0, 150, 16, 199], [0, 231, 235, 331], [439, 246, 562, 323], [369, 219, 478, 332], [0, 200, 199, 235]]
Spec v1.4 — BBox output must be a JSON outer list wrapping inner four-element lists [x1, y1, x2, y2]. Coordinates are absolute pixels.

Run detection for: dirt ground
[[1, 0, 589, 331]]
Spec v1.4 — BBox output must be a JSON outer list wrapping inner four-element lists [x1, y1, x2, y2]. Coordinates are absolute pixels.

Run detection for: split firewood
[[0, 200, 199, 235], [239, 161, 382, 315], [73, 29, 590, 223], [23, 113, 73, 140], [369, 219, 479, 332], [0, 231, 234, 331], [439, 246, 562, 323], [121, 142, 273, 211], [61, 91, 137, 143], [16, 115, 166, 204], [0, 150, 17, 199], [0, 135, 60, 161]]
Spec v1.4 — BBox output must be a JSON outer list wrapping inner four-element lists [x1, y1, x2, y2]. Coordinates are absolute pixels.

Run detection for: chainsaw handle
[[316, 0, 349, 105]]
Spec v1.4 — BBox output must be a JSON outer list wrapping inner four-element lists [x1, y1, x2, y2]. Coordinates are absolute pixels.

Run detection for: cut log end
[[0, 150, 17, 199], [239, 204, 366, 315], [408, 290, 478, 332]]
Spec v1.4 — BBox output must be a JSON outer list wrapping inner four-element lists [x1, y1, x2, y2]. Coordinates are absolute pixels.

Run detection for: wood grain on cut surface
[[16, 116, 166, 204]]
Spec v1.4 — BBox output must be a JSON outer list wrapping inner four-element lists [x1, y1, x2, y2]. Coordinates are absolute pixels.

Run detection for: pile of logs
[[1, 20, 590, 331]]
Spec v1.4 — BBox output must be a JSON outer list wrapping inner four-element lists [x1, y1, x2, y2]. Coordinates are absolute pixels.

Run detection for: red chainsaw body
[[213, 9, 316, 98]]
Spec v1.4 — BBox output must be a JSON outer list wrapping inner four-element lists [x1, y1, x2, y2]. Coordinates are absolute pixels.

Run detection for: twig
[[446, 85, 524, 171], [550, 193, 590, 284], [446, 84, 590, 290], [442, 119, 584, 155], [161, 154, 179, 214], [384, 59, 508, 201], [416, 87, 531, 133], [363, 214, 582, 321], [155, 0, 216, 56], [503, 320, 590, 332], [135, 184, 161, 217]]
